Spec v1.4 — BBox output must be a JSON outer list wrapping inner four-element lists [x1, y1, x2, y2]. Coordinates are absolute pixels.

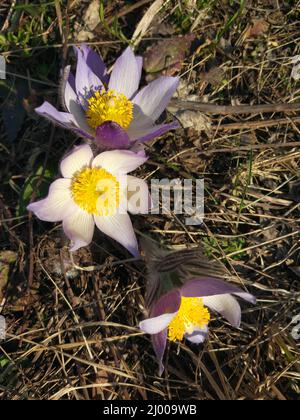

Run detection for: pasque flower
[[27, 144, 150, 256], [36, 45, 180, 149], [139, 242, 256, 374]]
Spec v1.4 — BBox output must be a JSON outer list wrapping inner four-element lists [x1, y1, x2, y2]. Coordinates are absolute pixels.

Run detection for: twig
[[217, 116, 300, 131], [55, 0, 64, 39], [61, 0, 72, 67], [92, 279, 131, 400], [132, 0, 164, 47], [200, 141, 300, 155], [1, 0, 16, 32], [107, 0, 152, 24], [170, 99, 300, 115]]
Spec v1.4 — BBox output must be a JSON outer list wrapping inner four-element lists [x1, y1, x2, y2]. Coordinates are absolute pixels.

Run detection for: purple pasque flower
[[138, 241, 256, 375], [140, 277, 256, 375], [36, 44, 180, 149], [27, 144, 150, 257]]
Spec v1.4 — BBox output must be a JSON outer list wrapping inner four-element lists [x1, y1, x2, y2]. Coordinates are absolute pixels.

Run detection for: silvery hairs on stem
[[140, 238, 228, 311]]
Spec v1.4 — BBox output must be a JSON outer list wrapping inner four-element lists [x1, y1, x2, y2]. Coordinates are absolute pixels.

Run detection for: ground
[[0, 0, 300, 400]]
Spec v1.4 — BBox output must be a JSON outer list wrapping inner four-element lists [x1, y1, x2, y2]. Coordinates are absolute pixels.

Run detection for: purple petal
[[203, 295, 242, 328], [61, 65, 95, 137], [128, 121, 179, 143], [68, 69, 76, 91], [64, 80, 77, 114], [36, 101, 94, 140], [108, 47, 142, 99], [75, 44, 108, 84], [35, 101, 76, 127], [151, 290, 181, 317], [60, 66, 76, 112], [181, 277, 256, 304], [75, 45, 104, 104], [185, 327, 208, 344], [152, 330, 168, 376], [63, 82, 93, 134], [61, 66, 76, 93], [70, 108, 94, 137], [72, 127, 95, 140], [27, 179, 72, 222], [144, 290, 181, 376], [132, 76, 179, 122], [95, 121, 131, 149], [94, 213, 139, 257]]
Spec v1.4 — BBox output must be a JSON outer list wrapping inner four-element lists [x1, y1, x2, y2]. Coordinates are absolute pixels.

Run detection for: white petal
[[63, 207, 95, 252], [127, 176, 150, 214], [133, 76, 179, 122], [233, 292, 256, 304], [203, 294, 242, 328], [108, 47, 141, 98], [92, 150, 147, 175], [185, 326, 208, 344], [94, 213, 139, 257], [60, 144, 93, 179], [27, 179, 72, 222], [139, 312, 177, 335]]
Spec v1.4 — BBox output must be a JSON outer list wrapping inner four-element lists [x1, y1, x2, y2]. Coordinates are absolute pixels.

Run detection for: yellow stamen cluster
[[168, 297, 210, 342], [71, 167, 120, 217], [86, 89, 133, 130]]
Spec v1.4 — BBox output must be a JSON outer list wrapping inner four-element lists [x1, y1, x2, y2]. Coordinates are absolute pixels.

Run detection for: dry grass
[[0, 0, 300, 400]]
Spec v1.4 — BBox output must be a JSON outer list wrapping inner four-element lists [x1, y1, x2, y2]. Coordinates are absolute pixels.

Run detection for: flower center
[[168, 297, 210, 342], [86, 89, 134, 130], [71, 167, 120, 216]]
